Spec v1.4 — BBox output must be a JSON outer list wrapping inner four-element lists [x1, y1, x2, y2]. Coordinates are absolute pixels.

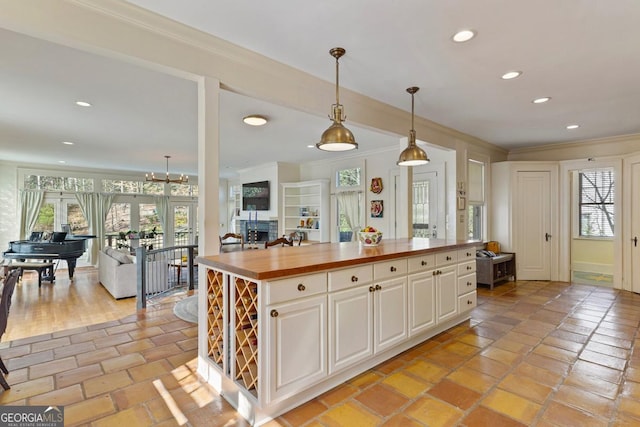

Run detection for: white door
[[374, 277, 407, 353], [412, 171, 438, 238], [328, 286, 373, 374], [267, 295, 327, 403], [631, 162, 640, 293], [515, 171, 552, 280]]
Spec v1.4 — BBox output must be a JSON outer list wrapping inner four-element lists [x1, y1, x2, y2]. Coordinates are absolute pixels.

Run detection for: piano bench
[[3, 262, 54, 287]]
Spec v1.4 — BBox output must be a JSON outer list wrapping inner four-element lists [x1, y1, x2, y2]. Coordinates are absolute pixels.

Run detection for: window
[[171, 183, 198, 196], [334, 162, 364, 242], [66, 203, 89, 235], [336, 167, 361, 188], [24, 175, 93, 191], [579, 168, 614, 237], [103, 179, 143, 194], [32, 203, 55, 232], [467, 159, 485, 240]]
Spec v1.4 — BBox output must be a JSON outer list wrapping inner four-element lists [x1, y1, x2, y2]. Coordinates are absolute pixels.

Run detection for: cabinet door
[[408, 272, 436, 336], [267, 295, 327, 403], [328, 285, 373, 374], [436, 265, 457, 323], [374, 277, 408, 353]]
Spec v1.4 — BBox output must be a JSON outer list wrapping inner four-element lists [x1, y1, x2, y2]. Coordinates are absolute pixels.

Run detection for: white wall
[[0, 161, 18, 253]]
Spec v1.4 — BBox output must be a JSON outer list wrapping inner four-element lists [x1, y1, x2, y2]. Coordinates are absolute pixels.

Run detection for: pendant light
[[316, 47, 358, 151], [397, 86, 429, 166]]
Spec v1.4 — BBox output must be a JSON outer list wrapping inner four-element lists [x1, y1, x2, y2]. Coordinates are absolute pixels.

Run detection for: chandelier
[[146, 155, 188, 184]]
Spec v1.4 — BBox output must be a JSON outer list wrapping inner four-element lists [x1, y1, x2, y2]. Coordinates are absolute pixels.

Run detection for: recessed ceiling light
[[62, 141, 74, 145], [58, 160, 66, 164], [452, 30, 476, 43], [501, 71, 522, 80], [566, 124, 580, 130], [243, 115, 268, 126], [532, 97, 551, 104], [75, 101, 91, 107], [307, 145, 315, 148]]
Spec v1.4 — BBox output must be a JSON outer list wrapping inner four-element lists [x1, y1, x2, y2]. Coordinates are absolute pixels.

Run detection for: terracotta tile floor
[[1, 280, 640, 426]]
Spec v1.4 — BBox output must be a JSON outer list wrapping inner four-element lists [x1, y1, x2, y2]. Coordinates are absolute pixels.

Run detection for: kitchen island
[[197, 238, 480, 426]]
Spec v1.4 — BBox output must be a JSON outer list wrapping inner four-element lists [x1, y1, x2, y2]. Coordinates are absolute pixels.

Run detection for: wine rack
[[234, 276, 259, 395], [206, 269, 224, 367]]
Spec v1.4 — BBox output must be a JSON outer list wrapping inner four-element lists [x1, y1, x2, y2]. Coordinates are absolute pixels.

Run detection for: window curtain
[[18, 190, 44, 239], [336, 191, 361, 242], [154, 195, 169, 241], [75, 193, 114, 265]]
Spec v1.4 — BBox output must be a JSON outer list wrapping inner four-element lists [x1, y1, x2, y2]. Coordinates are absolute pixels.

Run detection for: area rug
[[173, 295, 198, 323]]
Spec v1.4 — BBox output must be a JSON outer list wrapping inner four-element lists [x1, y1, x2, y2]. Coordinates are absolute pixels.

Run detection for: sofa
[[99, 247, 137, 299]]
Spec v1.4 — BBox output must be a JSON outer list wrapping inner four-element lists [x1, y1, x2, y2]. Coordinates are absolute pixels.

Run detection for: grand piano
[[3, 232, 95, 281]]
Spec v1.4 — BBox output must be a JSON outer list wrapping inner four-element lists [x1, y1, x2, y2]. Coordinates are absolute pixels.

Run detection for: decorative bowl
[[358, 231, 383, 246]]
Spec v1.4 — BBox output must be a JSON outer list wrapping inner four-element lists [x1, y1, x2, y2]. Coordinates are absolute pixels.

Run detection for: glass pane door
[[412, 172, 438, 238]]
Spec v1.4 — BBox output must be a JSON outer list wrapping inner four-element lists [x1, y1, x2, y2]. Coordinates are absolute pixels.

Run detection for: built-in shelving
[[281, 179, 329, 243]]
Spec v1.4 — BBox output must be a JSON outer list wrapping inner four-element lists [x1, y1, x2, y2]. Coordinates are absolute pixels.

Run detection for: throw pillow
[[111, 249, 134, 264]]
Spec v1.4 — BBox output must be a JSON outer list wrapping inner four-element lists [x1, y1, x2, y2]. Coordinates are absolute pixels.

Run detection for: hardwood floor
[[3, 267, 136, 342]]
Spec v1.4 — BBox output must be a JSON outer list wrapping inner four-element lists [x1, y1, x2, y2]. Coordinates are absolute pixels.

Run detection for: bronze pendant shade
[[316, 47, 358, 152], [397, 87, 429, 166]]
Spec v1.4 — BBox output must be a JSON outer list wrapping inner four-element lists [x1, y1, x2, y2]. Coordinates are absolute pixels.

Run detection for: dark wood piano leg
[[66, 258, 77, 278]]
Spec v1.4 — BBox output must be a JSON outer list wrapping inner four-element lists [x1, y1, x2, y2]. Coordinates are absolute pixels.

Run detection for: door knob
[[633, 237, 638, 247], [545, 233, 552, 241]]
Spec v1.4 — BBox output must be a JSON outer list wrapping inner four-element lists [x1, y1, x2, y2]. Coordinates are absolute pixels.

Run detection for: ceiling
[[2, 1, 640, 179]]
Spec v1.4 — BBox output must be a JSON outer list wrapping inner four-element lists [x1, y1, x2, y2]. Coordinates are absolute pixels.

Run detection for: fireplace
[[239, 220, 278, 244]]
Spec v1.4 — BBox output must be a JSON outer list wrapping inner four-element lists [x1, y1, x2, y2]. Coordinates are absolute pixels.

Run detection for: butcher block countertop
[[197, 238, 481, 281]]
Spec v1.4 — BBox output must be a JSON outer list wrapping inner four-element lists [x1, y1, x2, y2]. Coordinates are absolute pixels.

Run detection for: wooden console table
[[476, 252, 516, 290]]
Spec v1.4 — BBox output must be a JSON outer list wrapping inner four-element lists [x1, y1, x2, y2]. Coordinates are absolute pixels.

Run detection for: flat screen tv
[[242, 180, 270, 211]]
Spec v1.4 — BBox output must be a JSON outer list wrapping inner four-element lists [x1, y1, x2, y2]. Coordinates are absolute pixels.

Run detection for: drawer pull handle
[[467, 300, 473, 305], [297, 284, 306, 291], [467, 266, 472, 270], [375, 284, 382, 290], [351, 276, 358, 282], [446, 256, 452, 261], [467, 281, 473, 286], [270, 309, 279, 318], [369, 286, 375, 292], [390, 266, 397, 272], [421, 260, 428, 266], [467, 252, 472, 256]]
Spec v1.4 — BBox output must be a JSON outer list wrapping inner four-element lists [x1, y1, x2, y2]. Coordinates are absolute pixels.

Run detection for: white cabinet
[[434, 250, 458, 323], [328, 284, 374, 374], [281, 179, 330, 243], [265, 273, 328, 403], [328, 260, 407, 374], [408, 271, 436, 336], [457, 248, 477, 314], [435, 265, 457, 323], [374, 276, 407, 353]]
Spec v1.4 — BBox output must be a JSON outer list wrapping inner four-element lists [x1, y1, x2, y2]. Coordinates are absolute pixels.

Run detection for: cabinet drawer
[[458, 291, 477, 313], [374, 259, 408, 280], [266, 272, 327, 305], [435, 250, 457, 266], [457, 260, 476, 276], [328, 265, 373, 292], [457, 274, 477, 295], [408, 254, 435, 274], [457, 247, 476, 261]]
